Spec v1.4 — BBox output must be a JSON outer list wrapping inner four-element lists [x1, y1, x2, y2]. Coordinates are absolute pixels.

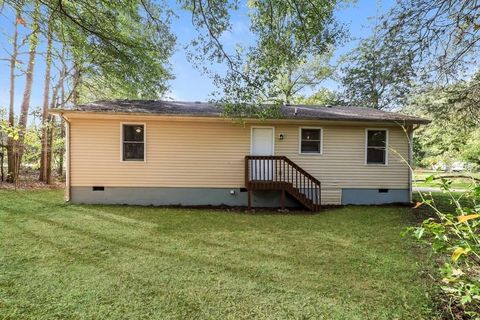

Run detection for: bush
[[407, 176, 480, 317]]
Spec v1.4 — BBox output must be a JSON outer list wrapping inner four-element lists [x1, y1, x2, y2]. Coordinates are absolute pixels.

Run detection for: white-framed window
[[365, 129, 388, 165], [299, 127, 323, 154], [121, 123, 146, 161]]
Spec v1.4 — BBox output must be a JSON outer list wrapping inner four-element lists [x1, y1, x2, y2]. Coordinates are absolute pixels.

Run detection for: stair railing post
[[244, 156, 249, 187], [319, 182, 321, 209], [245, 156, 252, 210]]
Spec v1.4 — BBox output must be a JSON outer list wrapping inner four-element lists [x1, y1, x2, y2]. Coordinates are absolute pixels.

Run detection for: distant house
[[51, 100, 429, 211]]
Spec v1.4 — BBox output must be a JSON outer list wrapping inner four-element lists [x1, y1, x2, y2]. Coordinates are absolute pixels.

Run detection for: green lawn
[[413, 170, 480, 189], [0, 190, 436, 319]]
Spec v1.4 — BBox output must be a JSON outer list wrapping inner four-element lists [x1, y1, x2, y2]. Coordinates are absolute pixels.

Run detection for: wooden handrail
[[245, 155, 321, 211], [245, 156, 321, 186]]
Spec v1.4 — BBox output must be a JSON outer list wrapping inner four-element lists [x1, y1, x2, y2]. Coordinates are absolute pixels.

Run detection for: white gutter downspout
[[408, 124, 421, 203]]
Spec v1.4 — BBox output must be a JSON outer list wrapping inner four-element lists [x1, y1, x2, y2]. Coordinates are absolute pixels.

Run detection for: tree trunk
[[72, 50, 82, 105], [57, 117, 65, 177], [284, 66, 293, 105], [72, 63, 81, 105], [0, 133, 4, 182], [6, 8, 21, 183], [0, 148, 4, 182], [45, 88, 59, 185], [46, 116, 55, 185], [39, 17, 53, 182], [16, 0, 41, 182], [57, 53, 66, 177]]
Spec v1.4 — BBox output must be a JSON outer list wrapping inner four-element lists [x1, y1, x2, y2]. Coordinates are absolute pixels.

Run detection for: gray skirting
[[70, 186, 300, 207], [341, 188, 410, 205], [71, 186, 410, 207]]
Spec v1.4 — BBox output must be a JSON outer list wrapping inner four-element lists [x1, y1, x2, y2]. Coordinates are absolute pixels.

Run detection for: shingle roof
[[52, 100, 430, 124]]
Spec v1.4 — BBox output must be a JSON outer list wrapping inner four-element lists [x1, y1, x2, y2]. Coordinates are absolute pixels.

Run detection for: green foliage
[[21, 126, 41, 167], [1, 106, 63, 175], [247, 0, 340, 68], [463, 130, 480, 167], [379, 0, 479, 82], [340, 0, 479, 112], [340, 36, 415, 109], [0, 120, 20, 141], [404, 73, 480, 168], [53, 0, 176, 101], [413, 170, 480, 190], [3, 0, 176, 103], [272, 52, 334, 103], [294, 88, 343, 105], [184, 0, 344, 117], [408, 180, 480, 317]]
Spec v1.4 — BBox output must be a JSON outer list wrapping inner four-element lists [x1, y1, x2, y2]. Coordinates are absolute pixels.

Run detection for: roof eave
[[49, 108, 430, 125]]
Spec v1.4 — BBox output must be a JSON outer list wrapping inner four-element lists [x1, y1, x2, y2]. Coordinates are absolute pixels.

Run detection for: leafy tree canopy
[[340, 0, 480, 112], [273, 51, 334, 104], [463, 129, 480, 166], [6, 0, 176, 102], [380, 0, 480, 83], [340, 35, 415, 110], [293, 88, 342, 106], [182, 0, 345, 117], [404, 71, 480, 168]]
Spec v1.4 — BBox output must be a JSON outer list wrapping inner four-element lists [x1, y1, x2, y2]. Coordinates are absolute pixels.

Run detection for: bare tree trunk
[[0, 149, 4, 182], [58, 117, 65, 177], [0, 133, 4, 182], [39, 17, 53, 182], [72, 63, 81, 105], [45, 88, 59, 185], [57, 52, 66, 177], [16, 0, 41, 182], [6, 8, 21, 183], [284, 66, 293, 105], [46, 116, 55, 185]]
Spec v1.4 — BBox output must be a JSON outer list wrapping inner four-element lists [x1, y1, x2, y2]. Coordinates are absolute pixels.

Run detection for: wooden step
[[245, 156, 321, 212]]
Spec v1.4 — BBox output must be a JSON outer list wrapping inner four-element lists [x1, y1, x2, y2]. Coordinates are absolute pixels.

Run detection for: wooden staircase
[[245, 156, 321, 211]]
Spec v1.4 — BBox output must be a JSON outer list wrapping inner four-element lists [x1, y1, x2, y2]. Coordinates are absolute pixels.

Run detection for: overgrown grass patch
[[0, 189, 436, 319], [412, 191, 472, 214]]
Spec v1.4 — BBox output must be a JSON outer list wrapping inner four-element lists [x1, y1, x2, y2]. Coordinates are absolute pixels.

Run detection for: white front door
[[251, 127, 274, 180]]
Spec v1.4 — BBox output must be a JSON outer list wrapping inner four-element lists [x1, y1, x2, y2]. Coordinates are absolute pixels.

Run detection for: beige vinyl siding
[[69, 116, 409, 205], [70, 119, 249, 187], [275, 124, 409, 204]]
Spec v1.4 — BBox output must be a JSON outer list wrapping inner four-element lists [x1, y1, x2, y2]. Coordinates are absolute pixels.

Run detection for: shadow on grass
[[7, 223, 205, 314], [0, 189, 436, 318], [1, 194, 415, 295]]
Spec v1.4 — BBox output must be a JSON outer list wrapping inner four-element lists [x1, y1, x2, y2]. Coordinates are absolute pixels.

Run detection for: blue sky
[[0, 0, 394, 114]]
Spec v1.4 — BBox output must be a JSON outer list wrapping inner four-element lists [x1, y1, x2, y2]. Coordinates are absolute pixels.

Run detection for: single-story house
[[51, 100, 429, 211]]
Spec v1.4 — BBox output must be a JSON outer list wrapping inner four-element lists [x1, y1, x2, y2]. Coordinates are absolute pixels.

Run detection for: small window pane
[[367, 130, 386, 147], [124, 125, 144, 142], [300, 129, 321, 154], [301, 129, 320, 141], [301, 140, 321, 153], [367, 148, 385, 164], [122, 124, 145, 161], [366, 130, 387, 164], [123, 143, 144, 161]]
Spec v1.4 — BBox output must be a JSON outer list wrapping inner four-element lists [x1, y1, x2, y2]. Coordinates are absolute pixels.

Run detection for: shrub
[[407, 176, 480, 317]]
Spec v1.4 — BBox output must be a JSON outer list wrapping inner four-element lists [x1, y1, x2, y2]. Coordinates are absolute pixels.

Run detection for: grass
[[412, 189, 476, 217], [0, 189, 436, 319], [413, 170, 480, 190]]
